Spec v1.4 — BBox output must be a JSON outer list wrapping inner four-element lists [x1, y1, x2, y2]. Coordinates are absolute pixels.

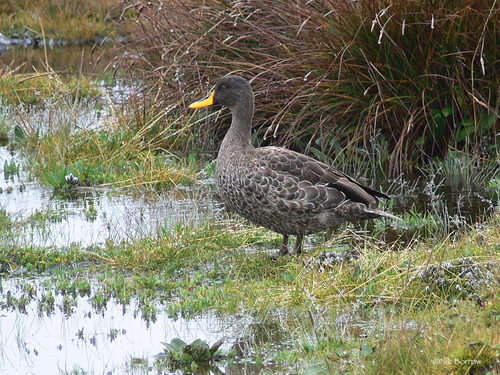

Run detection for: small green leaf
[[190, 340, 210, 361], [162, 338, 186, 353], [480, 113, 496, 131], [310, 146, 327, 162], [431, 113, 446, 142], [361, 343, 373, 357], [442, 107, 452, 117]]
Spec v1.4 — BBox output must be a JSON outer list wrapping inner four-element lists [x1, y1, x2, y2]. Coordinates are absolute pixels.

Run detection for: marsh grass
[[28, 114, 199, 190], [0, 65, 199, 191], [0, 0, 122, 44], [0, 68, 102, 106], [421, 150, 500, 190], [118, 0, 500, 177], [2, 199, 500, 373]]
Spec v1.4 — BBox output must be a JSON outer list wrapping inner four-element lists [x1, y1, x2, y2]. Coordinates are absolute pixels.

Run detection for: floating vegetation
[[0, 129, 8, 146], [158, 338, 225, 367], [3, 158, 19, 181]]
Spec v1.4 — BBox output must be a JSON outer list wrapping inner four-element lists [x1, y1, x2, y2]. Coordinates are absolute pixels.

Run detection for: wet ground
[[1, 44, 499, 374], [0, 153, 222, 249], [0, 43, 116, 76], [1, 277, 225, 374]]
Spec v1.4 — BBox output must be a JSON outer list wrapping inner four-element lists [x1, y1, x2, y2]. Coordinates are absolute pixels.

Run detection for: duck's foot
[[269, 234, 304, 260]]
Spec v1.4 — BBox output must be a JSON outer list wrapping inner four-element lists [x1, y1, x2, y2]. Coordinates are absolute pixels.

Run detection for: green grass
[[0, 66, 199, 191], [26, 121, 199, 191], [0, 0, 122, 44], [1, 202, 499, 373], [421, 150, 500, 189], [0, 69, 102, 106]]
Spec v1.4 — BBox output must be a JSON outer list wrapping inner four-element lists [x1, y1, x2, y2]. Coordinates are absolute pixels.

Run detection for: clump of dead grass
[[117, 0, 500, 177]]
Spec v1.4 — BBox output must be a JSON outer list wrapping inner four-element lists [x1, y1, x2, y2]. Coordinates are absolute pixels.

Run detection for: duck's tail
[[369, 208, 404, 222]]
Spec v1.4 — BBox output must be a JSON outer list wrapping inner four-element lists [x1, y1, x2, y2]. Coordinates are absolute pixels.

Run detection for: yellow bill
[[189, 91, 215, 109]]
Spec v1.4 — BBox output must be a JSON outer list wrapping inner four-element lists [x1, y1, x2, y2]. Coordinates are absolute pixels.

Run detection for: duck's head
[[189, 75, 254, 112]]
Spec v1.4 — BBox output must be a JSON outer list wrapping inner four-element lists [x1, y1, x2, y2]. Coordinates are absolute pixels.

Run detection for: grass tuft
[[0, 64, 199, 191], [0, 0, 122, 44], [117, 0, 500, 177]]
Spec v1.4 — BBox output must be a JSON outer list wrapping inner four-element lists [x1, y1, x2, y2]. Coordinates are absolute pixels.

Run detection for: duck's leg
[[294, 233, 303, 254], [279, 235, 289, 256]]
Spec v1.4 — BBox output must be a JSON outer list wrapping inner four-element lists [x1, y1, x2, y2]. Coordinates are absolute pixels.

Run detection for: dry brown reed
[[117, 0, 500, 177]]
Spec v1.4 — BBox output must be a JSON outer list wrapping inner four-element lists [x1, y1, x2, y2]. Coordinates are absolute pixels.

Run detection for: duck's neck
[[223, 102, 254, 148]]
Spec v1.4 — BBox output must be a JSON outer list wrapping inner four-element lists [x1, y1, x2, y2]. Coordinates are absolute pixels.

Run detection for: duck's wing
[[251, 147, 389, 210]]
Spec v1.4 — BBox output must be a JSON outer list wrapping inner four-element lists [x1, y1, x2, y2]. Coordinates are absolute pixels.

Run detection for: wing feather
[[251, 146, 388, 211]]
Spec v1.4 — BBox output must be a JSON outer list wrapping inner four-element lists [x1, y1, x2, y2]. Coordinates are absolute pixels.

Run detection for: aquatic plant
[[41, 161, 94, 190], [415, 257, 496, 301], [1, 203, 500, 373], [3, 158, 19, 180], [420, 150, 500, 189], [158, 338, 224, 366]]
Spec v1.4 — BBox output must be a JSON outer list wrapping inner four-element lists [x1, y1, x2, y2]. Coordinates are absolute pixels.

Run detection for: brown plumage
[[190, 75, 401, 255]]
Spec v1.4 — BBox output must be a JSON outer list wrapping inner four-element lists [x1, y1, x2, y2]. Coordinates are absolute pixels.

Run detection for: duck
[[189, 75, 400, 255]]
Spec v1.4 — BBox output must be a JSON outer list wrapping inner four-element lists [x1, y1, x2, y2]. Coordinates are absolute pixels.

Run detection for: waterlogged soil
[[1, 277, 279, 375], [0, 43, 117, 75], [1, 45, 499, 374]]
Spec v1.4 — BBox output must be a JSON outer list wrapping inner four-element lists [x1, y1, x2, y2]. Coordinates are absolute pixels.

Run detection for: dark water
[[0, 43, 117, 76]]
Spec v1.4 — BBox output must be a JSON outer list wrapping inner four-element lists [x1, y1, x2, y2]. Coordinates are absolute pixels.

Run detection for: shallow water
[[1, 145, 223, 248], [0, 43, 116, 76], [1, 44, 499, 374], [0, 278, 228, 375], [0, 276, 294, 375]]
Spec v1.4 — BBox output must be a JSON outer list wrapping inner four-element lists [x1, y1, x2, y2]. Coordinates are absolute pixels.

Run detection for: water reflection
[[0, 277, 289, 375], [0, 44, 116, 76], [0, 158, 223, 248], [0, 278, 227, 375]]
